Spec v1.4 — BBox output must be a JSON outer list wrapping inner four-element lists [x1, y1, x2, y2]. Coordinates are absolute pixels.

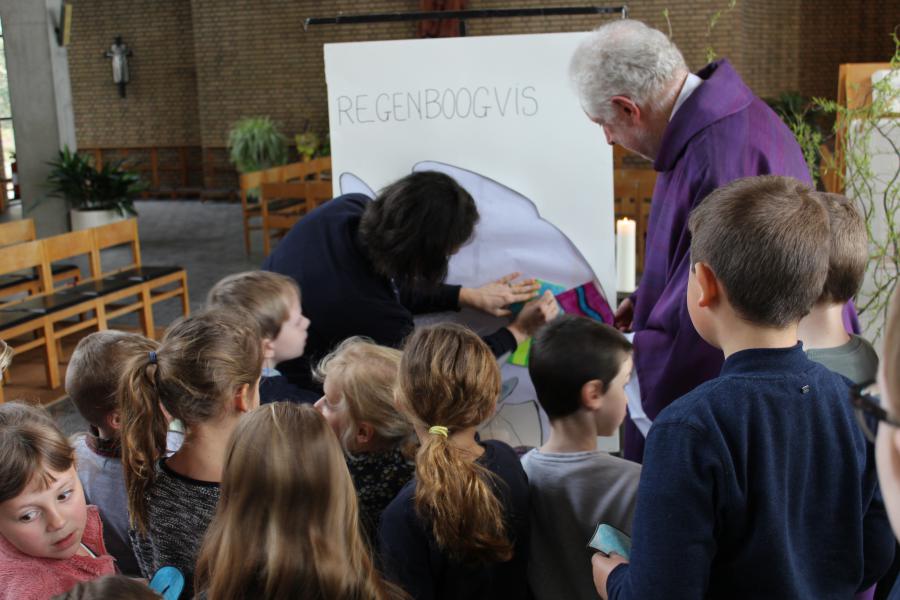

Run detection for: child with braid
[[119, 309, 262, 596], [378, 323, 531, 600]]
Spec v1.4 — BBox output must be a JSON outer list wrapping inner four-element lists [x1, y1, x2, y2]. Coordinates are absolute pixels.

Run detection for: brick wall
[[798, 0, 900, 99], [66, 0, 900, 188], [68, 0, 200, 148]]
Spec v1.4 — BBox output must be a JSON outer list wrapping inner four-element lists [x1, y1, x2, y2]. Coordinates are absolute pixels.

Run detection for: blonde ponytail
[[398, 323, 512, 563]]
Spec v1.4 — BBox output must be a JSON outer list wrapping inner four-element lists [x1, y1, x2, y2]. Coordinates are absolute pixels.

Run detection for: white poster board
[[325, 33, 617, 448]]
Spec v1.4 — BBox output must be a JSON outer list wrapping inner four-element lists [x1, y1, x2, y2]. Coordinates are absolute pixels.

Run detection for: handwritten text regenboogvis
[[335, 86, 539, 124]]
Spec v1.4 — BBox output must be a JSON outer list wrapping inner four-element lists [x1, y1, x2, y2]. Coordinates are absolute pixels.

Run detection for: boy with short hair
[[592, 176, 894, 599], [522, 314, 640, 600], [206, 270, 314, 404], [798, 192, 878, 383], [66, 330, 159, 576]]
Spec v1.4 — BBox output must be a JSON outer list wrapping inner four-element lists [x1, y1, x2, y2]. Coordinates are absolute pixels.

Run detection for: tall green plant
[[227, 117, 289, 173], [46, 147, 142, 216], [816, 37, 900, 342], [704, 0, 737, 63], [660, 1, 737, 62]]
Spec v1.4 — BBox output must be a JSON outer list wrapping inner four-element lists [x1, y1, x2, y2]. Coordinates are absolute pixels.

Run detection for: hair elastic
[[428, 425, 449, 438], [148, 351, 158, 365]]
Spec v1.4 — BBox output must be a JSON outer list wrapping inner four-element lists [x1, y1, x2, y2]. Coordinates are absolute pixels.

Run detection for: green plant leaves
[[46, 147, 144, 215], [227, 116, 290, 173]]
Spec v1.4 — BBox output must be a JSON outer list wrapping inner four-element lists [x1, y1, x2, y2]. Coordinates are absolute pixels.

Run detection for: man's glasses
[[850, 380, 900, 443]]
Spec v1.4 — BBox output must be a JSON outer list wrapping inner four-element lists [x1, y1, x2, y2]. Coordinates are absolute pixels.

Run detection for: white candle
[[616, 217, 636, 292]]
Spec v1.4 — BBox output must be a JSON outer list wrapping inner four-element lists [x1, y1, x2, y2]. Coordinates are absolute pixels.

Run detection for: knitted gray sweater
[[129, 460, 219, 596]]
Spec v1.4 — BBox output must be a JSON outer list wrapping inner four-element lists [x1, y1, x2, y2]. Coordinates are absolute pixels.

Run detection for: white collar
[[670, 73, 703, 121]]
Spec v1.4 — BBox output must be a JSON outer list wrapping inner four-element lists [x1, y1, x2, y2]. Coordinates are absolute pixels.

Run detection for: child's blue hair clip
[[149, 565, 184, 600]]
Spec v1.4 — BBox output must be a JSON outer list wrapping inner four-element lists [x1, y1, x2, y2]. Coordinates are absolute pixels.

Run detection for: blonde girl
[[195, 402, 407, 600], [119, 309, 262, 596], [314, 337, 416, 541], [0, 402, 115, 600], [378, 323, 531, 600]]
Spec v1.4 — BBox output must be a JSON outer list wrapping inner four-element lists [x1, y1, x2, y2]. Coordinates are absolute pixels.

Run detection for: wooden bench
[[0, 218, 189, 397], [0, 219, 80, 301], [0, 240, 107, 392], [92, 219, 189, 337]]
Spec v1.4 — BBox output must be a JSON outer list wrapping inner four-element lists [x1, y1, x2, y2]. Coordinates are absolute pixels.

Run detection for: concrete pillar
[[0, 0, 76, 235]]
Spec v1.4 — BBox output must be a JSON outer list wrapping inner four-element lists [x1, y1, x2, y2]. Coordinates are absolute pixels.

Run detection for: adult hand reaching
[[592, 552, 628, 600], [614, 297, 634, 332], [459, 272, 540, 317], [507, 290, 559, 344]]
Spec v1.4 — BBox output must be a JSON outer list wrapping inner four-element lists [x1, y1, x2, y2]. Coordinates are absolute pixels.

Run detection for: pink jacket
[[0, 505, 116, 600]]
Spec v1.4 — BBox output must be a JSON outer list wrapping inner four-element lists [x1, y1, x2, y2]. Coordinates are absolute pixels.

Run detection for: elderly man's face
[[590, 114, 657, 161], [587, 97, 661, 161]]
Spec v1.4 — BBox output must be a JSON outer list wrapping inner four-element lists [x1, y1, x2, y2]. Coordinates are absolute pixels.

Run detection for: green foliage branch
[[815, 36, 900, 341]]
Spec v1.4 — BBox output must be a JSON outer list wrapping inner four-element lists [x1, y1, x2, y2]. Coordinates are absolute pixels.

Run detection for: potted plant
[[46, 147, 144, 230], [227, 116, 290, 173], [294, 131, 321, 162]]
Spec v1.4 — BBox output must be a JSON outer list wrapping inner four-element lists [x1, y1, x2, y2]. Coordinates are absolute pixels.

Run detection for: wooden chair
[[0, 240, 103, 391], [281, 161, 314, 183], [240, 158, 333, 255], [0, 219, 36, 249], [306, 180, 334, 212], [38, 229, 112, 367], [259, 182, 310, 256], [91, 218, 190, 338], [307, 156, 332, 181], [240, 165, 284, 255], [0, 219, 80, 300]]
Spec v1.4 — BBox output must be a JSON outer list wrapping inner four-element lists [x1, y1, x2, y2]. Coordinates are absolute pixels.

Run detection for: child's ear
[[106, 410, 123, 432], [580, 380, 604, 411], [233, 383, 253, 413], [261, 338, 276, 360], [356, 422, 375, 446], [694, 262, 720, 308]]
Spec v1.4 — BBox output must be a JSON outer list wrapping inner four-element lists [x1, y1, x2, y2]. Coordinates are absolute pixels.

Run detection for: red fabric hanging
[[418, 0, 468, 38]]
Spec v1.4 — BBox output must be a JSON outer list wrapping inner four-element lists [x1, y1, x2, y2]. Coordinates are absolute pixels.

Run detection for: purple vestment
[[626, 60, 817, 461]]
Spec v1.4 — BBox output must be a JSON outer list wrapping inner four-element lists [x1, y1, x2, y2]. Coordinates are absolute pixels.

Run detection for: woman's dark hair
[[358, 171, 478, 289]]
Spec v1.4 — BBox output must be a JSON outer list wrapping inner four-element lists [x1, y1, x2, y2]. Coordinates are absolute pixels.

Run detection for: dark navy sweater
[[262, 194, 517, 392], [377, 440, 531, 600], [258, 374, 319, 405], [607, 344, 894, 599]]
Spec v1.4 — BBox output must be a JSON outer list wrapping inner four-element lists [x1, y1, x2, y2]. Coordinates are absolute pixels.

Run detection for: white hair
[[569, 19, 688, 121]]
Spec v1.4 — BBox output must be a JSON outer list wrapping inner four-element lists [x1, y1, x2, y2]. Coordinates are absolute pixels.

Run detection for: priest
[[569, 19, 855, 461]]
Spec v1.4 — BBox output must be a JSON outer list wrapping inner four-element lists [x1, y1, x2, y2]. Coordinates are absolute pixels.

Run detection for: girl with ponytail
[[195, 403, 407, 600], [119, 309, 262, 596], [378, 323, 531, 600]]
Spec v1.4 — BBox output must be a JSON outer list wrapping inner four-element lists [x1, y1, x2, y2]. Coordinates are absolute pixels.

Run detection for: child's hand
[[459, 272, 539, 317], [507, 290, 559, 343], [592, 551, 628, 600]]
